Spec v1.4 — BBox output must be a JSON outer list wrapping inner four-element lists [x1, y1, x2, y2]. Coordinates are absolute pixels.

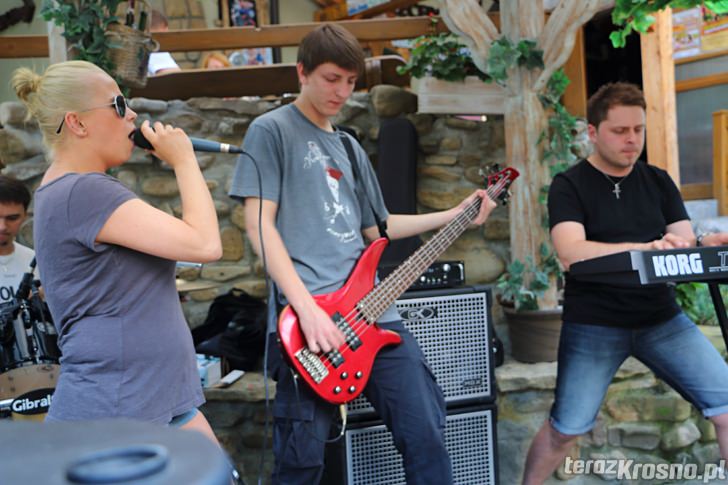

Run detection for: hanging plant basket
[[106, 22, 158, 89]]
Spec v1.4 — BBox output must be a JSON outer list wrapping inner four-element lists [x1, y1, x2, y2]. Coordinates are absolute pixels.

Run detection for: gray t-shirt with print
[[34, 173, 204, 424], [229, 104, 399, 329]]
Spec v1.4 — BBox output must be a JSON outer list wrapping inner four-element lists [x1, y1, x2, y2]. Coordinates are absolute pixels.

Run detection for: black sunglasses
[[56, 95, 127, 134]]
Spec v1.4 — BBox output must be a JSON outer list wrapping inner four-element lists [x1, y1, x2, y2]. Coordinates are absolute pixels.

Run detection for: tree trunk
[[504, 92, 558, 308], [501, 1, 559, 308]]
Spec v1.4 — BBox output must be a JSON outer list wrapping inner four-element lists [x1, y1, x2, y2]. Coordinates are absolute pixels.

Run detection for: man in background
[[0, 175, 34, 304], [148, 9, 181, 76]]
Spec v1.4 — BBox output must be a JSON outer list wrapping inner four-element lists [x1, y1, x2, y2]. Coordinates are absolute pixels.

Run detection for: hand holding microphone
[[136, 121, 197, 170], [132, 122, 244, 155]]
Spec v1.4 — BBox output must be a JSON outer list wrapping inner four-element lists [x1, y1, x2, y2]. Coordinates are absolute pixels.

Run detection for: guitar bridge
[[295, 348, 329, 384]]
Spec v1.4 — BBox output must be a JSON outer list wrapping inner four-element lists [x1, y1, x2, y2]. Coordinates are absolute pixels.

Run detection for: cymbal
[[175, 279, 218, 293]]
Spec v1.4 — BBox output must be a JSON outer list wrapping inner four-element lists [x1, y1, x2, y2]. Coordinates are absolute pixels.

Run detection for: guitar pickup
[[325, 348, 345, 368], [295, 348, 329, 384], [332, 312, 362, 351]]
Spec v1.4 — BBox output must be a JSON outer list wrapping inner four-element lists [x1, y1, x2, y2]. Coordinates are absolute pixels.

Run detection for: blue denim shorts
[[550, 312, 728, 435], [168, 408, 198, 427]]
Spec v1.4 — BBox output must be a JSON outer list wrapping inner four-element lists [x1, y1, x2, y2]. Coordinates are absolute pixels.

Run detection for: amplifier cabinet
[[347, 286, 495, 418], [322, 405, 498, 485]]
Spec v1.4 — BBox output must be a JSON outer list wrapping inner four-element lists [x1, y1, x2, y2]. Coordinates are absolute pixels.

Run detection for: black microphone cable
[[236, 150, 273, 485]]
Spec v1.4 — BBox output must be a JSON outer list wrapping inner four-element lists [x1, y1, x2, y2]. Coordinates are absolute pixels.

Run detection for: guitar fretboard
[[358, 177, 509, 322]]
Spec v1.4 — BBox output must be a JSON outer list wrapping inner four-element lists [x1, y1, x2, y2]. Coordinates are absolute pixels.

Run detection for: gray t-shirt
[[34, 173, 203, 424], [229, 104, 399, 329]]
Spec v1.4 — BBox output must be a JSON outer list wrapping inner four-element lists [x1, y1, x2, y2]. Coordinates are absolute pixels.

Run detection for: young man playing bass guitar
[[229, 24, 496, 485]]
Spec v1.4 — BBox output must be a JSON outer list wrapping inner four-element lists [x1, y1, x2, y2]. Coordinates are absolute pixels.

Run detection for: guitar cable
[[239, 151, 272, 485], [243, 147, 350, 484]]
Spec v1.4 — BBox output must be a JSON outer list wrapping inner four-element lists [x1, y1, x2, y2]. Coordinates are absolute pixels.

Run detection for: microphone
[[15, 257, 36, 302], [131, 128, 244, 154]]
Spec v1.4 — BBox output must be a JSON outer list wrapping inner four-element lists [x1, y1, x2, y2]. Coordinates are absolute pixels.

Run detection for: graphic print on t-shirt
[[303, 141, 356, 243]]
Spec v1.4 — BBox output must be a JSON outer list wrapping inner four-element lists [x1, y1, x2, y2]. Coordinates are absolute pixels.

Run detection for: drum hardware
[[0, 258, 60, 421]]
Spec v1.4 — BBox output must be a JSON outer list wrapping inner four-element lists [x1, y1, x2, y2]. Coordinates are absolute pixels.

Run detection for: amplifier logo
[[461, 377, 484, 389], [398, 306, 438, 321], [652, 253, 703, 277], [11, 388, 54, 415]]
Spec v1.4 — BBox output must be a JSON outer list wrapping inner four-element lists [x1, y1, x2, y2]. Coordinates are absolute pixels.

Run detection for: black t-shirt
[[548, 159, 689, 327]]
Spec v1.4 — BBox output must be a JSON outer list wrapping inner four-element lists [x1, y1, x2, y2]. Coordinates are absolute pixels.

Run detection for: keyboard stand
[[706, 282, 728, 352]]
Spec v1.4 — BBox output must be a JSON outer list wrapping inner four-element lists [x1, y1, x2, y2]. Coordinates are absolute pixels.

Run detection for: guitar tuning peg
[[500, 189, 511, 205]]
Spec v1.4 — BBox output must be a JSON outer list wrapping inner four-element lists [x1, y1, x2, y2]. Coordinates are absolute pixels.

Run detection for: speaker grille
[[343, 406, 496, 485], [347, 287, 493, 417]]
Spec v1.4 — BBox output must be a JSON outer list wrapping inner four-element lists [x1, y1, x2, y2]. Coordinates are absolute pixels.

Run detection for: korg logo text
[[398, 306, 437, 321], [652, 253, 703, 277]]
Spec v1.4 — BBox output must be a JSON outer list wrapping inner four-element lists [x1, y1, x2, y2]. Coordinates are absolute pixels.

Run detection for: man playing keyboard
[[522, 82, 728, 484]]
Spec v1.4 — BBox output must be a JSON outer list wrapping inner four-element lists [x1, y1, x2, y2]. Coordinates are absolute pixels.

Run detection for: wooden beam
[[675, 72, 728, 93], [130, 55, 408, 100], [714, 111, 728, 215], [640, 7, 679, 184], [0, 16, 449, 58], [0, 35, 51, 58], [681, 183, 713, 201], [154, 17, 448, 52]]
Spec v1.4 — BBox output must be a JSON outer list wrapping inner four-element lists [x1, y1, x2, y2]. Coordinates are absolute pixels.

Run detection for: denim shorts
[[550, 312, 728, 435], [168, 408, 198, 427]]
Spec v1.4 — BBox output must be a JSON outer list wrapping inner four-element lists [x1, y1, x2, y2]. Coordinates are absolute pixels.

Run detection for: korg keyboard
[[569, 245, 728, 286]]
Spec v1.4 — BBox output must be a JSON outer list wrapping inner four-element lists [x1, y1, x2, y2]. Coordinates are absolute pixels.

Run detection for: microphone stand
[[13, 258, 40, 365]]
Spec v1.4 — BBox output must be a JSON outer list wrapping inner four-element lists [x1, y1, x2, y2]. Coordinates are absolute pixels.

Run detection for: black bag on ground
[[193, 289, 267, 371]]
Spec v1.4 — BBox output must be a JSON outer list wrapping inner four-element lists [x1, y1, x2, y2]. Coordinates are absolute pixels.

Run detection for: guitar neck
[[359, 182, 503, 322]]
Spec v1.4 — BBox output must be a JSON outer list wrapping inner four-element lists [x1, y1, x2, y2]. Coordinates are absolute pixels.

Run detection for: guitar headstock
[[484, 165, 520, 205]]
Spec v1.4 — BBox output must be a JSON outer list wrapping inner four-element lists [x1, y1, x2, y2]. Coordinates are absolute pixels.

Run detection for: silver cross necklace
[[601, 168, 633, 200]]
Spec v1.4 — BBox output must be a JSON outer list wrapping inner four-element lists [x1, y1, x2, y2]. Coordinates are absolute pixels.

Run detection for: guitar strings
[[313, 175, 511, 373], [327, 176, 508, 357]]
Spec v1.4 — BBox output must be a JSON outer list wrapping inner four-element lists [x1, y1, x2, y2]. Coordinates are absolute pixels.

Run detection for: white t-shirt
[[148, 52, 180, 75], [0, 242, 35, 304]]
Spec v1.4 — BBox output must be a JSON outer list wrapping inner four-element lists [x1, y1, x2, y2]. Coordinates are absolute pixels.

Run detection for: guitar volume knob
[[333, 386, 342, 394], [355, 371, 363, 379], [348, 386, 356, 393]]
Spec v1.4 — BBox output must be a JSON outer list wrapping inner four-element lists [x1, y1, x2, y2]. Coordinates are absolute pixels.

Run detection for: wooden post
[[714, 110, 728, 215], [47, 20, 68, 64], [221, 0, 230, 28], [562, 27, 587, 117], [640, 7, 680, 184]]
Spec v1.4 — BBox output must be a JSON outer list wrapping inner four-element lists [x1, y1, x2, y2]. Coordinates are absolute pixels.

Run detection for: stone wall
[[0, 87, 509, 331], [497, 325, 726, 484]]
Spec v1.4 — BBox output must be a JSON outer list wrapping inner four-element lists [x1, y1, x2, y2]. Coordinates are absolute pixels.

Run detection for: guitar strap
[[337, 130, 389, 240]]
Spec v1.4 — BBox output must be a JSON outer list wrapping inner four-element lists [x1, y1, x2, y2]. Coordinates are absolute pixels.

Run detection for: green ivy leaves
[[610, 0, 728, 48], [396, 33, 490, 82], [40, 0, 121, 75], [496, 244, 562, 311], [487, 38, 544, 86]]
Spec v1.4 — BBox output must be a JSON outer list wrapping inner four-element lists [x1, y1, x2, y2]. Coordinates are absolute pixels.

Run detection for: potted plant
[[41, 0, 156, 89], [496, 245, 564, 362], [396, 31, 506, 114]]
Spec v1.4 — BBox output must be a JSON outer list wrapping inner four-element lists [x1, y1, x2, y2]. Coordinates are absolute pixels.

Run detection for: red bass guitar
[[278, 167, 519, 404]]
